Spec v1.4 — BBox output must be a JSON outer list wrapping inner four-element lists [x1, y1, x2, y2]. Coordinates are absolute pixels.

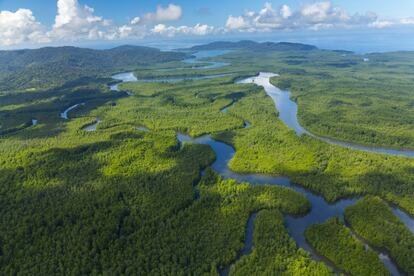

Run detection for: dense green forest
[[0, 42, 413, 274], [0, 45, 187, 91], [0, 80, 124, 137], [0, 124, 318, 274], [345, 196, 414, 274], [267, 51, 414, 149], [212, 78, 414, 213], [131, 44, 414, 149], [305, 218, 388, 275], [230, 210, 331, 275]]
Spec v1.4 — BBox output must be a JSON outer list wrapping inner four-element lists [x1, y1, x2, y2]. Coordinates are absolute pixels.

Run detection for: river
[[83, 119, 102, 132], [60, 103, 85, 120], [175, 131, 405, 275], [110, 50, 231, 91], [108, 51, 413, 275], [237, 72, 414, 158]]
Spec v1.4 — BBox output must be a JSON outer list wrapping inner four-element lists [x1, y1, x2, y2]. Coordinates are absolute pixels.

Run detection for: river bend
[[108, 51, 414, 275], [238, 73, 414, 158]]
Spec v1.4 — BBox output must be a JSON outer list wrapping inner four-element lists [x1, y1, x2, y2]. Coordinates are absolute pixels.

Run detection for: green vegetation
[[0, 45, 187, 91], [230, 210, 331, 275], [268, 51, 414, 149], [115, 76, 248, 137], [345, 196, 414, 274], [133, 44, 414, 149], [0, 120, 318, 274], [305, 218, 388, 276], [1, 42, 414, 274], [0, 79, 121, 135], [214, 79, 414, 214], [190, 40, 317, 51]]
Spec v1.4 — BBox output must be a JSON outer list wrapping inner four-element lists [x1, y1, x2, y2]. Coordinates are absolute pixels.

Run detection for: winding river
[[111, 71, 229, 86], [158, 50, 231, 71], [180, 50, 231, 70], [175, 131, 405, 275], [107, 51, 414, 275], [110, 50, 231, 92], [60, 103, 85, 120], [238, 73, 414, 158]]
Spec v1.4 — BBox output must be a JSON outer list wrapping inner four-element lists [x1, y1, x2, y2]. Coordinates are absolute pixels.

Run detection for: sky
[[0, 0, 414, 50]]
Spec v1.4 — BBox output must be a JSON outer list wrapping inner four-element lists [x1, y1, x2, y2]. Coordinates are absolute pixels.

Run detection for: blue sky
[[0, 0, 414, 49], [1, 0, 414, 26]]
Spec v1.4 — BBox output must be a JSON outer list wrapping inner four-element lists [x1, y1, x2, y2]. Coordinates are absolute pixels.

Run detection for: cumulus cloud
[[144, 4, 182, 22], [37, 1, 185, 44], [0, 1, 186, 46], [151, 23, 215, 37], [116, 23, 147, 39], [130, 17, 141, 25], [117, 3, 212, 40], [1, 0, 413, 47], [280, 5, 292, 19], [114, 3, 186, 40], [49, 0, 115, 40], [226, 16, 248, 30], [369, 20, 394, 29], [0, 9, 49, 46], [368, 17, 414, 29], [225, 1, 385, 32]]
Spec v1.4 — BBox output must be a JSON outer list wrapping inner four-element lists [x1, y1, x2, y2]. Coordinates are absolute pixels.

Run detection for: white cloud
[[130, 17, 141, 25], [114, 3, 184, 40], [224, 1, 383, 32], [0, 9, 49, 46], [47, 0, 185, 42], [369, 20, 394, 29], [400, 17, 414, 25], [301, 2, 333, 21], [226, 16, 248, 30], [117, 25, 133, 38], [144, 4, 182, 22], [111, 3, 184, 40], [369, 17, 414, 29], [151, 23, 214, 37], [368, 17, 414, 29], [0, 0, 412, 47], [280, 5, 292, 19], [116, 24, 146, 39], [191, 24, 214, 35], [49, 0, 115, 40], [114, 3, 183, 40]]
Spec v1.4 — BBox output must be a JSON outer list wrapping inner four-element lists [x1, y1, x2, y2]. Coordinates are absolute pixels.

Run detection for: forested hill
[[0, 45, 187, 91], [190, 40, 317, 51]]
